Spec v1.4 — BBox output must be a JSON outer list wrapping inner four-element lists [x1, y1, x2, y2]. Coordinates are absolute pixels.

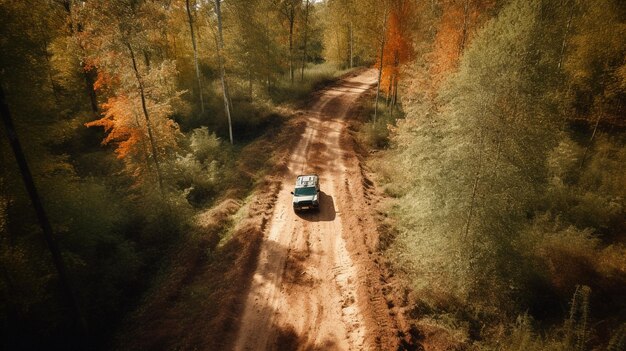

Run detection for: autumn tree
[[0, 1, 159, 348], [378, 0, 414, 112], [389, 0, 565, 306], [322, 0, 352, 65], [428, 0, 496, 91], [562, 0, 626, 166], [210, 0, 234, 144], [82, 0, 184, 192]]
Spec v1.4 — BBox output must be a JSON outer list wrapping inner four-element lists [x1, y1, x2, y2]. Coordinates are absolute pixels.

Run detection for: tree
[[82, 0, 184, 191], [186, 0, 205, 113], [374, 3, 389, 122], [379, 0, 414, 112], [0, 86, 87, 345], [211, 0, 234, 144], [57, 0, 100, 115], [563, 0, 626, 168], [273, 0, 301, 84], [227, 0, 281, 96], [392, 0, 564, 306], [428, 0, 496, 91], [300, 0, 310, 81]]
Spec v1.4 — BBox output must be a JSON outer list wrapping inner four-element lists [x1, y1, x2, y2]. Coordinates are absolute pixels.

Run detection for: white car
[[291, 174, 320, 212]]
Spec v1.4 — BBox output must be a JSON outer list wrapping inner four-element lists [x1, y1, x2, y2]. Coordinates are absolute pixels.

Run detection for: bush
[[190, 127, 221, 163], [173, 127, 225, 207], [362, 119, 391, 149]]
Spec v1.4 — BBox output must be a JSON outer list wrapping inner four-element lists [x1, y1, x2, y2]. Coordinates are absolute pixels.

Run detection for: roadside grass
[[268, 62, 355, 104]]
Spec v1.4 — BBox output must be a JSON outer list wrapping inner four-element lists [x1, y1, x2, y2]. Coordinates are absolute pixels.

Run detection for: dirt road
[[234, 70, 398, 351]]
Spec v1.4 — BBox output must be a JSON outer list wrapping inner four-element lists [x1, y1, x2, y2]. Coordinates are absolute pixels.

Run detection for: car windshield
[[294, 187, 317, 196]]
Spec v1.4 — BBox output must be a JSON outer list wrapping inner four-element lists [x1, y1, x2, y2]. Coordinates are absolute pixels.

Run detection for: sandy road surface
[[234, 70, 398, 351]]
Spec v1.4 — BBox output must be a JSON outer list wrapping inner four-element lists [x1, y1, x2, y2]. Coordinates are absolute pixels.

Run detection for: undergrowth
[[268, 62, 355, 104]]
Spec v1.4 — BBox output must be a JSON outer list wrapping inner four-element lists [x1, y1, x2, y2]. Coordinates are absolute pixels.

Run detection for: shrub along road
[[234, 70, 400, 350]]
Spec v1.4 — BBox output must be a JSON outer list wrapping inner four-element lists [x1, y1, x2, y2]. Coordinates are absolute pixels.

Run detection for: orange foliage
[[85, 95, 144, 161], [429, 0, 495, 88], [93, 70, 117, 92], [378, 0, 414, 95]]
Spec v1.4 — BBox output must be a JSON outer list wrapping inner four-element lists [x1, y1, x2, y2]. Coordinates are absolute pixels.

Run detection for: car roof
[[295, 174, 318, 188]]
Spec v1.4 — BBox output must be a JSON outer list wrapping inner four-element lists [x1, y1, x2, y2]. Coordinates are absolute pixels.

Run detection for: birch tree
[[374, 4, 389, 122], [186, 0, 205, 112], [300, 0, 310, 81], [211, 0, 233, 144]]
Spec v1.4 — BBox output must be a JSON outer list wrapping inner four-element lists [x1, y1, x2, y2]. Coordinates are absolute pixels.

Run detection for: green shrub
[[172, 127, 226, 207], [190, 127, 221, 163], [362, 119, 391, 149]]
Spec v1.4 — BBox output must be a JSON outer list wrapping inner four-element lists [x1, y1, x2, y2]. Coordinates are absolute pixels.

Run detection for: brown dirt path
[[234, 70, 399, 351]]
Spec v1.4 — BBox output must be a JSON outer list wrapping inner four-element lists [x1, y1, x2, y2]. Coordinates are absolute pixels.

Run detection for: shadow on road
[[274, 324, 338, 351], [295, 191, 336, 222]]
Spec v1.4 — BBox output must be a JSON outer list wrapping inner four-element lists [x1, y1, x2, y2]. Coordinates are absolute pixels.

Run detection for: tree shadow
[[235, 239, 341, 350], [272, 324, 339, 351], [295, 191, 336, 222]]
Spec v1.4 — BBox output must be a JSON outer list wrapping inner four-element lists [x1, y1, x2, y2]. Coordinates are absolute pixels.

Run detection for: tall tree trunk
[[38, 28, 61, 105], [349, 21, 354, 68], [60, 0, 99, 115], [288, 5, 295, 85], [0, 86, 87, 342], [143, 50, 151, 69], [186, 0, 205, 112], [265, 3, 272, 93], [126, 42, 165, 194], [459, 0, 470, 55], [300, 0, 310, 81], [389, 83, 394, 119], [390, 75, 397, 118], [264, 7, 272, 96], [386, 73, 393, 106], [132, 109, 153, 176], [393, 75, 399, 107], [214, 0, 234, 145], [248, 68, 253, 100], [83, 69, 99, 115], [558, 0, 575, 70], [463, 137, 484, 239], [579, 112, 602, 169], [392, 52, 399, 108], [374, 6, 389, 123]]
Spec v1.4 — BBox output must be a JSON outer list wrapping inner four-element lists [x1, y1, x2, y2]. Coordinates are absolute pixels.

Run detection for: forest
[[366, 0, 626, 350], [1, 0, 625, 350]]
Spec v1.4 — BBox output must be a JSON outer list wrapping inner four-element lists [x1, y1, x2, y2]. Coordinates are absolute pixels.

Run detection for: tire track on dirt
[[234, 70, 398, 351]]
